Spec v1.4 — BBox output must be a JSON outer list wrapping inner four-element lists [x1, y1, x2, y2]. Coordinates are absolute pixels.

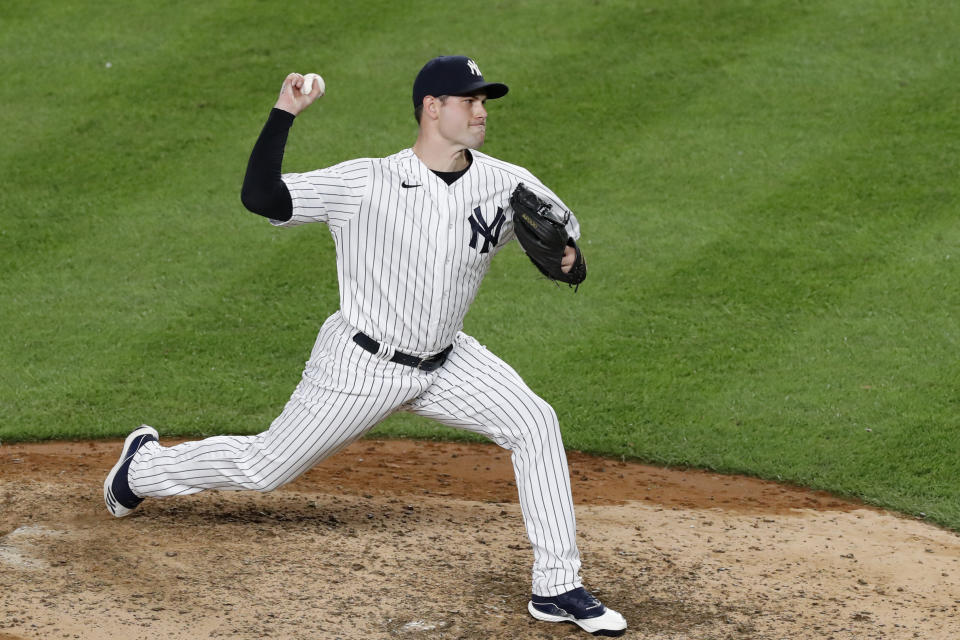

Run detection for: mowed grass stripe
[[2, 1, 959, 528]]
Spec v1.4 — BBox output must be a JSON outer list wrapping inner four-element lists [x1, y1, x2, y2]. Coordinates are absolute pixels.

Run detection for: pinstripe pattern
[[277, 149, 579, 356], [129, 316, 582, 595], [127, 147, 586, 596], [407, 333, 582, 595], [129, 313, 430, 495]]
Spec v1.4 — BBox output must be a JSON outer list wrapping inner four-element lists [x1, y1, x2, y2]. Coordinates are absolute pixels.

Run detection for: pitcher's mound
[[1, 438, 957, 639]]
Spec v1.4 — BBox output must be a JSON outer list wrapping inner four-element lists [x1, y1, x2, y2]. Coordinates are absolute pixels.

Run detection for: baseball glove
[[510, 183, 587, 287]]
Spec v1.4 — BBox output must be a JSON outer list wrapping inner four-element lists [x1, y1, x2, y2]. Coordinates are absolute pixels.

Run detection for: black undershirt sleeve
[[240, 108, 296, 222]]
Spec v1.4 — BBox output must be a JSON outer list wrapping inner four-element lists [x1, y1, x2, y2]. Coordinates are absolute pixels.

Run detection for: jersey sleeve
[[272, 158, 371, 228]]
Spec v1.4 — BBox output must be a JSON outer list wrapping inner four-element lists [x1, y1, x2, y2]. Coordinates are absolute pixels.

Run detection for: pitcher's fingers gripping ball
[[302, 73, 325, 97], [275, 72, 325, 116]]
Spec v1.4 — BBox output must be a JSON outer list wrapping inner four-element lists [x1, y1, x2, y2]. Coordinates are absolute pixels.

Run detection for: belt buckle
[[416, 355, 432, 371]]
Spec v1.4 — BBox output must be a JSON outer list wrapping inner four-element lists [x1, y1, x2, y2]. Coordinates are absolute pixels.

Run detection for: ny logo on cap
[[467, 59, 482, 77]]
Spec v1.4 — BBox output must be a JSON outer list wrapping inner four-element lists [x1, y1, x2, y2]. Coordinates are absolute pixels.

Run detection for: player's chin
[[467, 129, 486, 149]]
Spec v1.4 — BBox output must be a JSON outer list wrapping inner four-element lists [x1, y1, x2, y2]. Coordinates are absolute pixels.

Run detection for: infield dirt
[[1, 438, 958, 639]]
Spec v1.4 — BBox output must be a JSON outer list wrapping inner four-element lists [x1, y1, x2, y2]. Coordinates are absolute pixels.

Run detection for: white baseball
[[302, 73, 325, 97]]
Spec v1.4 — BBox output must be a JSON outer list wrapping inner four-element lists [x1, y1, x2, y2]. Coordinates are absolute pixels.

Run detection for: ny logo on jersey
[[466, 59, 482, 77], [468, 205, 505, 254]]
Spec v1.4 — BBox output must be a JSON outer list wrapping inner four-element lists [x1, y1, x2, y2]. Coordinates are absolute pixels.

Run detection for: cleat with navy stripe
[[528, 587, 627, 637], [104, 425, 158, 517]]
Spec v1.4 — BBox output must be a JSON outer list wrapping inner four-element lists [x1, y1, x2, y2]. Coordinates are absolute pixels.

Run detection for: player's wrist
[[267, 107, 297, 126], [273, 102, 300, 117]]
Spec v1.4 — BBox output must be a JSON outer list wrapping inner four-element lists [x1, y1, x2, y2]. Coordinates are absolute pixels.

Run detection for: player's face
[[437, 93, 488, 149]]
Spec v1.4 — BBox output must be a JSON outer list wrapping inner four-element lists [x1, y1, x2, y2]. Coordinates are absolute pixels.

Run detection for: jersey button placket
[[446, 216, 454, 265], [440, 192, 459, 323], [428, 187, 450, 347]]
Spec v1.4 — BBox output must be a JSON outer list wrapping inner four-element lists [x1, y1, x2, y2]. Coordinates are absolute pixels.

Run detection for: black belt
[[352, 332, 452, 372]]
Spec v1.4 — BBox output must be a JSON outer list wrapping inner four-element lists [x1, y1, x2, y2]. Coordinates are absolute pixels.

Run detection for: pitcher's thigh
[[409, 334, 563, 450], [256, 372, 423, 484]]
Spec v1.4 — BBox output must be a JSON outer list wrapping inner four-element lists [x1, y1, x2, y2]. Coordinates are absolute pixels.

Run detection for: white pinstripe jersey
[[276, 148, 580, 356]]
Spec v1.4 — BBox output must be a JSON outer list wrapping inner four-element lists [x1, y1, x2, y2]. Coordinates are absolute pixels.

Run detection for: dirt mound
[[1, 438, 958, 639]]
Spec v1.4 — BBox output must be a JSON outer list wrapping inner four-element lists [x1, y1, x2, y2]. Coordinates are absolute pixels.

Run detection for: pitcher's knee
[[508, 398, 564, 448], [238, 446, 301, 492]]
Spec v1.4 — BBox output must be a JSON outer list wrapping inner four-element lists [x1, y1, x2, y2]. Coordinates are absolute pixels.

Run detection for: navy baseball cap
[[412, 56, 509, 107]]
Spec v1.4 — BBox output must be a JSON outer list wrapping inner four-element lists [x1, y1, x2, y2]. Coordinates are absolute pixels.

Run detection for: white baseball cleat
[[103, 425, 158, 517], [528, 587, 627, 637]]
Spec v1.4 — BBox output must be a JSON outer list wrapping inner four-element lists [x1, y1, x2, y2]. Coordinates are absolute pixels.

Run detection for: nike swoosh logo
[[401, 182, 421, 189]]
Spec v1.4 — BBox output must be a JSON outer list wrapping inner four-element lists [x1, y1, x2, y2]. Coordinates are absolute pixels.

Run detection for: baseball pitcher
[[105, 55, 625, 637]]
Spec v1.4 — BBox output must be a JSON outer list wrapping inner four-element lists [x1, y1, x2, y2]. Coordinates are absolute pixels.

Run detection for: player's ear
[[424, 95, 440, 120]]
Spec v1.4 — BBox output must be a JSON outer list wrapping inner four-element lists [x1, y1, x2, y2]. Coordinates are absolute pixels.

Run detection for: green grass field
[[2, 0, 958, 529]]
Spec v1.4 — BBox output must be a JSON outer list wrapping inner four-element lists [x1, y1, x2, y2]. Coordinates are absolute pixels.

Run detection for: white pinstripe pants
[[128, 312, 582, 596]]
